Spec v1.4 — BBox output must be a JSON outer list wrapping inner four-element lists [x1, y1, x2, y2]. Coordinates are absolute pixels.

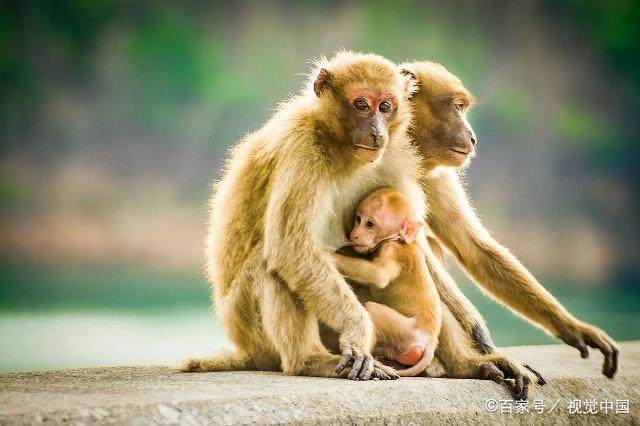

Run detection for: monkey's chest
[[319, 171, 395, 249]]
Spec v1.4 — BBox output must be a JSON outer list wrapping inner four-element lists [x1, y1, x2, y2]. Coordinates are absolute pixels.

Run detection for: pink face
[[348, 196, 418, 254], [346, 89, 399, 163]]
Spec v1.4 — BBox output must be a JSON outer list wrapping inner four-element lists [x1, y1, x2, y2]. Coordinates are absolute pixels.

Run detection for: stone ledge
[[1, 342, 638, 425]]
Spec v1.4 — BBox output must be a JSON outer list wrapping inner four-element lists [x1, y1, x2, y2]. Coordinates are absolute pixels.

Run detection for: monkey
[[331, 188, 441, 377], [399, 60, 619, 385], [182, 51, 430, 381], [182, 52, 553, 397]]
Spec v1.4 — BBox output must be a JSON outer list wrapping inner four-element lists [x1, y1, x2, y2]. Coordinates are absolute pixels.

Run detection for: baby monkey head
[[312, 52, 418, 164], [349, 188, 422, 254]]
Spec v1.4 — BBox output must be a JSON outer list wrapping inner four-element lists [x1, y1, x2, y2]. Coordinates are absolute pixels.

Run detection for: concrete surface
[[0, 342, 638, 425]]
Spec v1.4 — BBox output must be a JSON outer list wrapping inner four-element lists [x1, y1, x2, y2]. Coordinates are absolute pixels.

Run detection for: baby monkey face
[[348, 189, 420, 254]]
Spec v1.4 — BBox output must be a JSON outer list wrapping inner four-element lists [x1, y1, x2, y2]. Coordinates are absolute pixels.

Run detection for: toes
[[523, 364, 546, 385], [479, 363, 504, 383], [495, 358, 527, 399], [370, 360, 398, 380], [517, 374, 531, 401]]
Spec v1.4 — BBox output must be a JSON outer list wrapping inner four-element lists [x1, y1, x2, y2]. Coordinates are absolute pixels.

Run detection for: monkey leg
[[435, 303, 543, 400], [181, 263, 280, 373], [261, 273, 398, 380]]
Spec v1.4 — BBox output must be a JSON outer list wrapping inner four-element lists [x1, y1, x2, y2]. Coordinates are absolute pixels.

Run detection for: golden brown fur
[[332, 188, 442, 377], [184, 52, 425, 380], [402, 61, 619, 385]]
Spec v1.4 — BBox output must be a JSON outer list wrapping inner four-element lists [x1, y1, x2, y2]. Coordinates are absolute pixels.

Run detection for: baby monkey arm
[[332, 246, 401, 289]]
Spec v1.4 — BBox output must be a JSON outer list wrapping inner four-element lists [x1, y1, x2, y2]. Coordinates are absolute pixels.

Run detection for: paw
[[558, 321, 619, 378], [335, 345, 397, 380], [371, 360, 400, 380], [475, 354, 542, 400]]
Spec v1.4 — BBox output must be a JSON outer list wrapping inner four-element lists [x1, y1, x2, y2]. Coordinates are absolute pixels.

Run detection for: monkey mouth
[[354, 144, 382, 151], [449, 148, 470, 156], [352, 244, 372, 254]]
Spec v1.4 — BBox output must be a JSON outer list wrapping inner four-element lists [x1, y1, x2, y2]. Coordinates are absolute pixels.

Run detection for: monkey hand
[[335, 345, 399, 380], [556, 320, 619, 378]]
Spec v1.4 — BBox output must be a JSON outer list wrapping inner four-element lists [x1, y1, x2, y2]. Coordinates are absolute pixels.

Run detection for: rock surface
[[1, 342, 638, 425]]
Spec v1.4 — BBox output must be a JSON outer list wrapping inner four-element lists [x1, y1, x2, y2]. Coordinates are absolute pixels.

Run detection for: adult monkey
[[400, 61, 619, 380], [183, 52, 426, 380], [184, 52, 550, 391]]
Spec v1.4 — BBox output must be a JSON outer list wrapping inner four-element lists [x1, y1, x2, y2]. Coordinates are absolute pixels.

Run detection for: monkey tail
[[179, 351, 256, 373], [395, 346, 435, 377]]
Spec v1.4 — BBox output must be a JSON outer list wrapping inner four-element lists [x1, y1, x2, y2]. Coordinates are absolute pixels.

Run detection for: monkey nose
[[370, 133, 380, 148], [470, 136, 477, 146]]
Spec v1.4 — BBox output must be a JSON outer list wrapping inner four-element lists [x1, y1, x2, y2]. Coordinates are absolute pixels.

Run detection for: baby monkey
[[333, 188, 442, 376]]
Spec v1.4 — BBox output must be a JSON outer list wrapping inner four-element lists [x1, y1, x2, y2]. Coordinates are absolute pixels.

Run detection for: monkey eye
[[355, 214, 361, 224], [454, 100, 465, 112], [353, 98, 370, 111], [379, 101, 392, 113], [365, 219, 375, 229]]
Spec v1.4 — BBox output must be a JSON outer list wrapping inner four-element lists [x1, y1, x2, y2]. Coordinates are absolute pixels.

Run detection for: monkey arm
[[263, 162, 374, 357], [426, 169, 618, 377], [331, 252, 401, 289]]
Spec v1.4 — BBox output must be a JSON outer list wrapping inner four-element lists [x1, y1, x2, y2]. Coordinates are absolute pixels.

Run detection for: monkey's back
[[205, 97, 317, 296]]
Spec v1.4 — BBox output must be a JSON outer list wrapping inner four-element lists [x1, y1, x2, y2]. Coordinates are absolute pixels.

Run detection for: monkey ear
[[400, 68, 420, 99], [400, 219, 422, 243], [314, 68, 332, 97]]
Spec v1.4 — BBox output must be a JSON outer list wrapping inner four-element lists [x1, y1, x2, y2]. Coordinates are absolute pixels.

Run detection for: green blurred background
[[1, 0, 639, 372]]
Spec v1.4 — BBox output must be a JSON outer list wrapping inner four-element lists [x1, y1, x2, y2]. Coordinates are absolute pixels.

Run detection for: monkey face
[[312, 53, 412, 165], [401, 62, 477, 169], [344, 89, 398, 163], [425, 94, 477, 168], [349, 210, 397, 253], [349, 190, 409, 253]]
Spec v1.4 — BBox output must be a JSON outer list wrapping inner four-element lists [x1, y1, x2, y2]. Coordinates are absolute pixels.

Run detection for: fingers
[[577, 341, 590, 359], [347, 349, 367, 380], [604, 345, 619, 379], [561, 328, 590, 359], [584, 331, 619, 378], [566, 323, 620, 378], [523, 364, 546, 385], [335, 347, 354, 376], [336, 346, 381, 380]]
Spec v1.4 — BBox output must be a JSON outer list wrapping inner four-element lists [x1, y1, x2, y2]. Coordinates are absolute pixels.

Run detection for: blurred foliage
[[0, 2, 639, 367], [0, 0, 639, 291], [556, 0, 640, 85]]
